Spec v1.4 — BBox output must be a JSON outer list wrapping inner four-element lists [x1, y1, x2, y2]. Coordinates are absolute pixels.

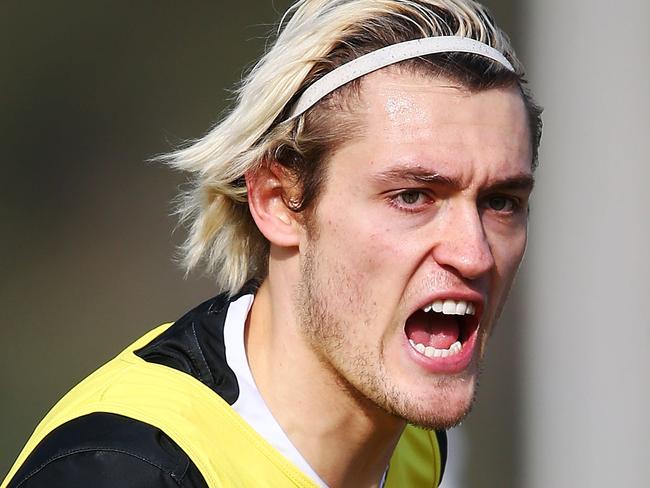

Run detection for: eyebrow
[[485, 174, 535, 194], [371, 166, 535, 193], [372, 167, 456, 187]]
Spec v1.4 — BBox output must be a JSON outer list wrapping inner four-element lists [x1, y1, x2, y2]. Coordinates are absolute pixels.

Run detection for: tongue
[[406, 310, 460, 349]]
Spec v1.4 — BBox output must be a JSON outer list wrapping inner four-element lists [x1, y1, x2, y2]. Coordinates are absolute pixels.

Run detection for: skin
[[246, 69, 533, 488]]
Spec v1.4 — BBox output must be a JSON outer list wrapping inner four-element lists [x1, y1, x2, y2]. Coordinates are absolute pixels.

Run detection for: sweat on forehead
[[297, 52, 525, 158], [286, 36, 515, 121], [311, 52, 521, 116]]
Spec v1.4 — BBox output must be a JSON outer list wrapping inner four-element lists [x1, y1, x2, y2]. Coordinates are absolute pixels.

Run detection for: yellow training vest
[[3, 324, 442, 487]]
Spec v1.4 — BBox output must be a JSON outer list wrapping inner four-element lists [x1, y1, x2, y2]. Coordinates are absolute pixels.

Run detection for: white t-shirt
[[224, 294, 330, 487]]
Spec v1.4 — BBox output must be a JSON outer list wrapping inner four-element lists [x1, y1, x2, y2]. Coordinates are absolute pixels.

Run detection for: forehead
[[345, 69, 532, 180]]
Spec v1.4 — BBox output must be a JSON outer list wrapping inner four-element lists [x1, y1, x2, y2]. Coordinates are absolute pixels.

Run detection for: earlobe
[[246, 163, 301, 248]]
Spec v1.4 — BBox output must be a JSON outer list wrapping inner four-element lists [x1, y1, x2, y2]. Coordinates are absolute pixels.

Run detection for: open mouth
[[404, 299, 480, 360]]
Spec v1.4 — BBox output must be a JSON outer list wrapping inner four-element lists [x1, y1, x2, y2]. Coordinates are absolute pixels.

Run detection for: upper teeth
[[422, 299, 475, 315]]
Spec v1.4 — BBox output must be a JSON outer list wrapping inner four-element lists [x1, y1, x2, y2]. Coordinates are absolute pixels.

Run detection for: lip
[[404, 326, 479, 374], [404, 291, 484, 375]]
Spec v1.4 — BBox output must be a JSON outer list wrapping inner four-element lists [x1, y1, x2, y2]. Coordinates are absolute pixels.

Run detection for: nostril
[[430, 220, 494, 280], [443, 236, 494, 279]]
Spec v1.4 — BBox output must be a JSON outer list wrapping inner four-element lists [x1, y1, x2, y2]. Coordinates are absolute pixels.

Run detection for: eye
[[386, 189, 433, 213], [486, 195, 518, 213], [397, 190, 426, 205]]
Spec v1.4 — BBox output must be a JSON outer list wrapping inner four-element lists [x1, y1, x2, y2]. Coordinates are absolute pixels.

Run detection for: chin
[[388, 371, 479, 431], [408, 399, 474, 431]]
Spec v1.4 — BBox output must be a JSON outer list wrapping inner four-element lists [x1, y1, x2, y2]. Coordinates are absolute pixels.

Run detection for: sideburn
[[294, 243, 344, 353]]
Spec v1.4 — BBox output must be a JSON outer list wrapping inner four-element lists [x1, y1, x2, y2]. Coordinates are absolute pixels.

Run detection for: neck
[[246, 276, 405, 488]]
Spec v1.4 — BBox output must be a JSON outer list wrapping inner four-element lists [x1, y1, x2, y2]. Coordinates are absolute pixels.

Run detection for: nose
[[431, 202, 495, 281]]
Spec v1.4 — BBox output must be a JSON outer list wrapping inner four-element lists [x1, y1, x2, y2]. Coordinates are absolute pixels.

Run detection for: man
[[3, 0, 541, 486]]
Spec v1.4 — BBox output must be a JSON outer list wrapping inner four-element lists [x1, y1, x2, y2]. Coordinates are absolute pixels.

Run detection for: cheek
[[321, 201, 409, 265], [489, 227, 527, 290], [316, 181, 432, 297], [352, 228, 420, 286], [315, 210, 419, 318]]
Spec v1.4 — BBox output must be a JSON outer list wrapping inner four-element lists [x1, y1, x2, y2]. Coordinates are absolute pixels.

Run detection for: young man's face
[[295, 69, 533, 429]]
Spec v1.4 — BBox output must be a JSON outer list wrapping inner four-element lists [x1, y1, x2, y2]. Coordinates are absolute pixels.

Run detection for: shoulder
[[6, 286, 259, 488], [5, 412, 208, 488], [134, 284, 257, 405]]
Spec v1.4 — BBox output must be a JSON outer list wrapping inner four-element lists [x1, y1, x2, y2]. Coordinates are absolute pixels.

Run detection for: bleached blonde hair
[[161, 0, 541, 295]]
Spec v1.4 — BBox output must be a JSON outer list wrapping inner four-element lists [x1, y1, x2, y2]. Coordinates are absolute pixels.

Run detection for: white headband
[[286, 36, 514, 121]]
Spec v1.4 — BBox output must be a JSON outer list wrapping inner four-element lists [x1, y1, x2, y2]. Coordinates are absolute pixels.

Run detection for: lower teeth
[[409, 339, 462, 358]]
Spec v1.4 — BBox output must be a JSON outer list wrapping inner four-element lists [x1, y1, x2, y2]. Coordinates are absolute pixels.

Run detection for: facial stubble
[[294, 241, 481, 431]]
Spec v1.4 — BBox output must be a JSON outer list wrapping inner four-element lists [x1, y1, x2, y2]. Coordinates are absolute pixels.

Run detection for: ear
[[246, 162, 301, 248]]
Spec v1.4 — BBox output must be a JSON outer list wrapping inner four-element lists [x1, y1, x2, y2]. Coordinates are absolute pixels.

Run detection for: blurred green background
[[1, 1, 524, 486]]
